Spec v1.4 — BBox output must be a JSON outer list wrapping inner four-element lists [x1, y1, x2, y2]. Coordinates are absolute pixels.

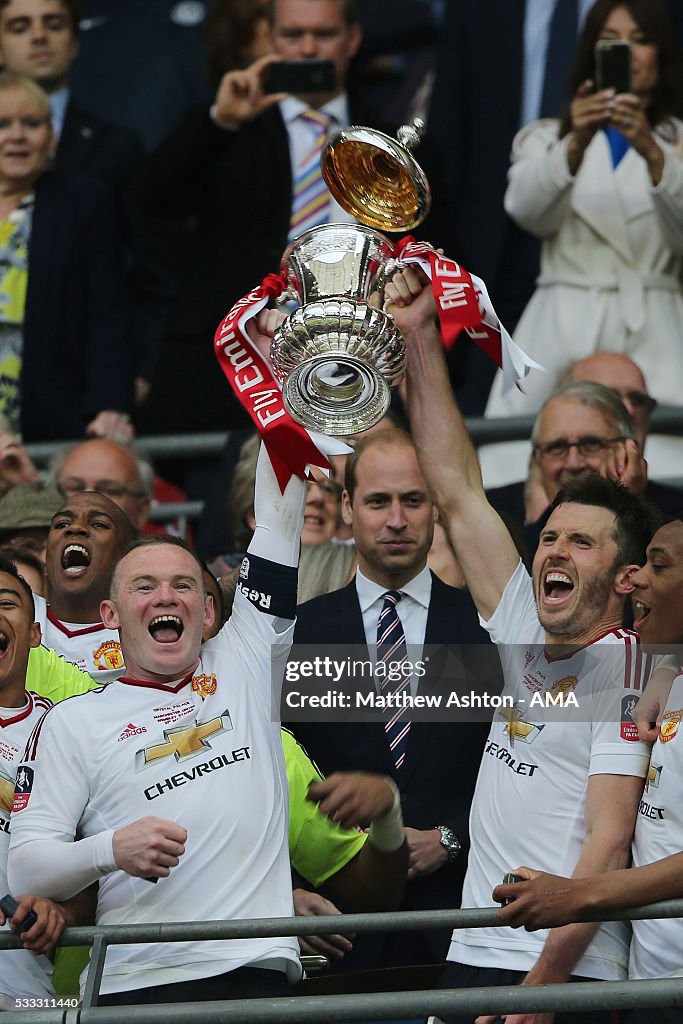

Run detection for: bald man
[[49, 439, 152, 533]]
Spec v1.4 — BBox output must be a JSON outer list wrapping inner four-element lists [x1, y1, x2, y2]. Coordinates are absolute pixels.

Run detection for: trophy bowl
[[321, 121, 431, 232], [270, 224, 406, 435]]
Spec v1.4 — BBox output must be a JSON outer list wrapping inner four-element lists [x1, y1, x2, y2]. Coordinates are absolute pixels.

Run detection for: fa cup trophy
[[269, 119, 431, 435]]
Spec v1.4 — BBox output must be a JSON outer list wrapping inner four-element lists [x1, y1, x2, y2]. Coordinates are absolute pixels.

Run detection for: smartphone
[[0, 894, 37, 933], [500, 872, 524, 907], [595, 40, 632, 93], [264, 59, 336, 95]]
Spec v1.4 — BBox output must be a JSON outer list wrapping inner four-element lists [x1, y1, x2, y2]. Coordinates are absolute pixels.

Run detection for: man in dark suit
[[286, 429, 496, 972], [0, 0, 169, 404], [137, 0, 369, 438]]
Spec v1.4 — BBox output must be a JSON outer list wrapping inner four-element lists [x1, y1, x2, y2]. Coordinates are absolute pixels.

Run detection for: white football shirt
[[11, 586, 298, 996], [630, 671, 683, 979], [33, 594, 124, 684], [0, 691, 53, 1001], [448, 561, 652, 980]]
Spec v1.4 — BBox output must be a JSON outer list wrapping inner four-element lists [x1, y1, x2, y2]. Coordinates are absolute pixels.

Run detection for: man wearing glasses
[[48, 439, 152, 535], [487, 379, 679, 564]]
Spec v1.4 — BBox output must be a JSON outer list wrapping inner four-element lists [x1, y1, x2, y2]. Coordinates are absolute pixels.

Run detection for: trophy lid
[[321, 126, 431, 232]]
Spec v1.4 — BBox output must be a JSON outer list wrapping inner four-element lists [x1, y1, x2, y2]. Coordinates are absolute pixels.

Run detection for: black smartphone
[[0, 894, 37, 933], [264, 59, 336, 95], [500, 872, 524, 907], [595, 40, 632, 93]]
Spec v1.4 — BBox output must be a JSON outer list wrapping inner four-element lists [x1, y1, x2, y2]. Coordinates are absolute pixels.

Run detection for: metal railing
[[1, 901, 682, 1023], [23, 405, 683, 467], [21, 405, 683, 538]]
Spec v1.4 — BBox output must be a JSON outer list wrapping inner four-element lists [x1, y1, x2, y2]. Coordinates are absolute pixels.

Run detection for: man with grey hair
[[486, 380, 660, 563]]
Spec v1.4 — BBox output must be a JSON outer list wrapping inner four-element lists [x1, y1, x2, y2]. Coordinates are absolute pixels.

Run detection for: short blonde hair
[[0, 72, 52, 120]]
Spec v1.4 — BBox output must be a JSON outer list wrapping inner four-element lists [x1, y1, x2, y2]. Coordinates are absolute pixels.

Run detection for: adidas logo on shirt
[[117, 723, 148, 743]]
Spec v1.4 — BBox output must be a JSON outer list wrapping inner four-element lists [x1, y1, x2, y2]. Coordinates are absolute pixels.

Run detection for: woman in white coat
[[480, 0, 683, 488]]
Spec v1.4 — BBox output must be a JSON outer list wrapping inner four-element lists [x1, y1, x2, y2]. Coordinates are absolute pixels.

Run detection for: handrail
[[22, 405, 683, 466], [1, 902, 682, 1021]]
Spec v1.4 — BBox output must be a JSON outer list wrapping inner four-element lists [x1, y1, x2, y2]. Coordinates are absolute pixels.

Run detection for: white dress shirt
[[355, 564, 432, 695]]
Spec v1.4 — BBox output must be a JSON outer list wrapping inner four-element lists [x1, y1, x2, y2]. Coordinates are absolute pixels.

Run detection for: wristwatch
[[436, 825, 461, 862]]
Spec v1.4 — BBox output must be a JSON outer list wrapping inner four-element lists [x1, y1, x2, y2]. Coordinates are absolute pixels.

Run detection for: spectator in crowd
[[297, 541, 356, 604], [487, 379, 677, 563], [0, 480, 62, 563], [426, 0, 589, 416], [209, 431, 341, 575], [0, 434, 189, 542], [564, 351, 683, 487], [5, 450, 353, 1007], [0, 429, 38, 493], [138, 0, 406, 444], [0, 555, 96, 1008], [48, 438, 153, 534], [482, 0, 683, 488], [33, 490, 135, 682], [387, 263, 656, 1024], [0, 70, 133, 441], [564, 352, 654, 452], [286, 428, 494, 973], [495, 518, 683, 1024], [68, 0, 212, 152], [205, 0, 270, 84], [0, 0, 170, 406], [0, 543, 44, 593]]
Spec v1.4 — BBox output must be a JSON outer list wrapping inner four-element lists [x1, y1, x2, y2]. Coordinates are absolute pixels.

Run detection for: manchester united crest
[[192, 673, 218, 700], [93, 639, 124, 671], [660, 709, 682, 744]]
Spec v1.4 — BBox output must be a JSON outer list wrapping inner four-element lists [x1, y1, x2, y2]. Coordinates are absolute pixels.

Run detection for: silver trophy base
[[283, 354, 390, 435], [271, 297, 405, 436]]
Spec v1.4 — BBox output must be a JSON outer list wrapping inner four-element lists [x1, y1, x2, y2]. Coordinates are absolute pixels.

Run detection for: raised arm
[[387, 268, 520, 620]]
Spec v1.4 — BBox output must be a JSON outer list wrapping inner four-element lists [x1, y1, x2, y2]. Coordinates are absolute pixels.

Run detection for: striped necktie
[[377, 590, 411, 771], [288, 109, 331, 243]]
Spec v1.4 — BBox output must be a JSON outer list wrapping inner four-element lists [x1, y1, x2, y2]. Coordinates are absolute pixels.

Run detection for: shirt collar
[[355, 563, 432, 614], [280, 91, 349, 128]]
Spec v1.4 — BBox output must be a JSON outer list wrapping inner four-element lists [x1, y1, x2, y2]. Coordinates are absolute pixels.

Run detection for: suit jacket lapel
[[57, 103, 98, 175]]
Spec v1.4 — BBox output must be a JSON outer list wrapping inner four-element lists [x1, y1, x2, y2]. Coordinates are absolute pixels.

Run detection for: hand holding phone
[[499, 872, 525, 907], [0, 894, 38, 933]]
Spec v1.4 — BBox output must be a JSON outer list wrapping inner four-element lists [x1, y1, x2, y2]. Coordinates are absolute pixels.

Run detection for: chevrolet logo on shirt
[[498, 706, 544, 746], [135, 712, 233, 770]]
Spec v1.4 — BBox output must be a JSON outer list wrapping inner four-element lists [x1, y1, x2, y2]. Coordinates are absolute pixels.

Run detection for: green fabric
[[28, 646, 98, 703], [283, 728, 366, 888]]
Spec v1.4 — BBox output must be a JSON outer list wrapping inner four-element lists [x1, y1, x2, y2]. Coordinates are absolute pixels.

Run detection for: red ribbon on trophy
[[394, 237, 541, 390], [214, 274, 336, 493]]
